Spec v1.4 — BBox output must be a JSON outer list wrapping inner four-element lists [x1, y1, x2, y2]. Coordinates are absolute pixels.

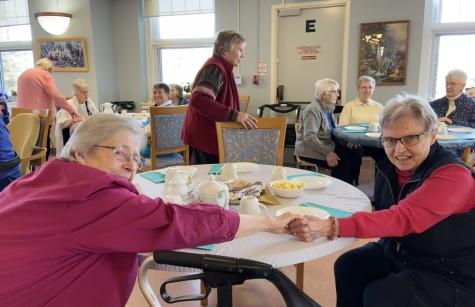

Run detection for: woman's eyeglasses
[[94, 145, 144, 168], [380, 133, 425, 148]]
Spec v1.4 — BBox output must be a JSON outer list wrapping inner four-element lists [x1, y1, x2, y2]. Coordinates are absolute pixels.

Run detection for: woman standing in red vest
[[182, 30, 258, 164]]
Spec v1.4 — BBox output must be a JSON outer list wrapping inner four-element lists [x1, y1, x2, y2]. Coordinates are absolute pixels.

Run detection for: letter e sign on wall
[[306, 19, 316, 32]]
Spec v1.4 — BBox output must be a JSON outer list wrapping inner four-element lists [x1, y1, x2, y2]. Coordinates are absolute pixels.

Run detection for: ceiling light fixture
[[34, 11, 72, 36]]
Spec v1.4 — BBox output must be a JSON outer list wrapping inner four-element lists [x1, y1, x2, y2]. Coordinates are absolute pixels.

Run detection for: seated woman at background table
[[339, 75, 385, 184], [152, 83, 173, 107], [55, 79, 98, 154], [294, 78, 359, 184], [430, 69, 475, 128], [290, 94, 475, 307], [0, 114, 296, 307], [170, 83, 189, 106]]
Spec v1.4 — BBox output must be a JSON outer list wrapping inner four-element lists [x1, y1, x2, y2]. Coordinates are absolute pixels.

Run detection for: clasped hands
[[272, 213, 334, 242]]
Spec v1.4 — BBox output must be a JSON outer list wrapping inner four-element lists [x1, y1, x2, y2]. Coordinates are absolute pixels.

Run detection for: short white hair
[[446, 69, 467, 84], [59, 114, 145, 160], [36, 58, 54, 71], [314, 78, 339, 99], [358, 75, 376, 88], [72, 79, 88, 95]]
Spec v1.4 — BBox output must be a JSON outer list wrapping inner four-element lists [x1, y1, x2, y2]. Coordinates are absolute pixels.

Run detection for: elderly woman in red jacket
[[289, 94, 475, 307], [0, 114, 296, 307], [182, 30, 258, 164]]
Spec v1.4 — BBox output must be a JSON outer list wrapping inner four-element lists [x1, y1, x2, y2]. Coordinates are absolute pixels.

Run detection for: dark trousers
[[350, 146, 386, 184], [334, 241, 475, 307], [299, 142, 360, 184], [193, 148, 219, 164]]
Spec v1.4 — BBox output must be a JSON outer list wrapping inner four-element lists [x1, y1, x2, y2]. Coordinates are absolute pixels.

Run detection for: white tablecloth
[[133, 164, 371, 268]]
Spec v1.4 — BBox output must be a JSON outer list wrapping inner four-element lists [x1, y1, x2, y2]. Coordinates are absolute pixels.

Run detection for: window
[[430, 0, 475, 99], [146, 0, 215, 87], [0, 0, 33, 96]]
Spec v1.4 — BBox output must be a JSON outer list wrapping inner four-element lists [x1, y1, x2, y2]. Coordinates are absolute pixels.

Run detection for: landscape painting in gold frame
[[35, 37, 88, 72]]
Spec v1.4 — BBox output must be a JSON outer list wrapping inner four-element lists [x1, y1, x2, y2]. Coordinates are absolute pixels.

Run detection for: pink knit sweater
[[17, 68, 75, 116]]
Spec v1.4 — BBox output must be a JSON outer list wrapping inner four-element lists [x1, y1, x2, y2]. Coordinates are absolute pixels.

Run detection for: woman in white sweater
[[55, 79, 98, 154]]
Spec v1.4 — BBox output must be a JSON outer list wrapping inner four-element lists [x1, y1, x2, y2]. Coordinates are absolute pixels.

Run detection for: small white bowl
[[270, 180, 306, 198]]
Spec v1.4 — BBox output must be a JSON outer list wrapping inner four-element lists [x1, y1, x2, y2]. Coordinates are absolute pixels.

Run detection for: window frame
[[426, 1, 475, 99], [144, 13, 215, 98], [0, 41, 32, 95]]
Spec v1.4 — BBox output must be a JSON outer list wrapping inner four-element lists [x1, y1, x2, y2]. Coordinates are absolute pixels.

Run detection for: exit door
[[276, 5, 346, 102]]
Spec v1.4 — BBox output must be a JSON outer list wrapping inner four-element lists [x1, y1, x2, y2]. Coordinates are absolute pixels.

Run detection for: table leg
[[200, 281, 208, 307], [296, 262, 304, 290], [217, 285, 233, 306]]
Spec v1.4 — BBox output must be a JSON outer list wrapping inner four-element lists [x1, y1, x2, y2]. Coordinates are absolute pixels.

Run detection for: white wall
[[28, 0, 99, 104], [217, 0, 427, 111]]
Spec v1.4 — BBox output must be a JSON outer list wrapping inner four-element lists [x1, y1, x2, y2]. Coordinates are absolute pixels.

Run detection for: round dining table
[[134, 164, 371, 269], [332, 124, 475, 153]]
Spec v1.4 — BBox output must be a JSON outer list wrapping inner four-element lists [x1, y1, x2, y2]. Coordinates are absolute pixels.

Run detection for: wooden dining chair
[[239, 95, 250, 113], [7, 113, 40, 175], [149, 106, 189, 170], [216, 117, 287, 166], [11, 107, 53, 169]]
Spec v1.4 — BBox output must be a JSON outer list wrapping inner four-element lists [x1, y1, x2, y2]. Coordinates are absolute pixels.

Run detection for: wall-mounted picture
[[35, 37, 88, 72], [358, 20, 409, 85]]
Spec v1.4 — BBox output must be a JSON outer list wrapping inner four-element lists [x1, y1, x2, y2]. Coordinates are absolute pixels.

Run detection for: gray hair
[[314, 78, 340, 99], [446, 69, 467, 84], [380, 94, 438, 134], [358, 75, 376, 88], [36, 58, 54, 72], [213, 30, 246, 56], [72, 78, 88, 94], [59, 114, 145, 160], [170, 84, 184, 98]]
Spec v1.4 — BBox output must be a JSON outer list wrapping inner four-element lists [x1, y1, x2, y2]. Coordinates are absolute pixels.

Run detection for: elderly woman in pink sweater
[[17, 58, 80, 119], [0, 114, 296, 307]]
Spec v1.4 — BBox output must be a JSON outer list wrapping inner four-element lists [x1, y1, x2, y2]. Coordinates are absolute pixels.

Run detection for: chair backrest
[[150, 106, 189, 169], [216, 117, 288, 166], [239, 95, 250, 113], [257, 102, 301, 124], [7, 113, 40, 174], [11, 107, 52, 149]]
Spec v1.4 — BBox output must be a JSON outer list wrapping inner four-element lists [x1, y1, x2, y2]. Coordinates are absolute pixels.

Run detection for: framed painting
[[35, 37, 88, 72], [358, 20, 409, 85]]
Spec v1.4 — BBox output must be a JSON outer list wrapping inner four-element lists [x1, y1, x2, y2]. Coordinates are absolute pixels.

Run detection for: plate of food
[[226, 179, 265, 203], [270, 180, 305, 198], [274, 206, 330, 219], [290, 176, 332, 190], [436, 134, 458, 141], [447, 127, 472, 133], [232, 162, 258, 173], [365, 132, 382, 138], [343, 126, 367, 132]]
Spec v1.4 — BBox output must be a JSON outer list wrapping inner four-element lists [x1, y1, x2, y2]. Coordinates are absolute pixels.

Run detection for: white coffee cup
[[240, 196, 268, 215], [167, 175, 188, 197], [220, 163, 237, 181], [369, 122, 381, 132], [271, 166, 287, 181]]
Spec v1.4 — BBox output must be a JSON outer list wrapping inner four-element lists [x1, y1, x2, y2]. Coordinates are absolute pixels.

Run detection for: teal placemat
[[139, 171, 165, 183], [193, 244, 217, 251], [287, 173, 323, 180], [300, 202, 353, 218], [208, 164, 223, 175]]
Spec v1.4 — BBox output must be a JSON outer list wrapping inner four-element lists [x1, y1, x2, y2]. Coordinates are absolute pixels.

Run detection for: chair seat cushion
[[156, 153, 185, 168]]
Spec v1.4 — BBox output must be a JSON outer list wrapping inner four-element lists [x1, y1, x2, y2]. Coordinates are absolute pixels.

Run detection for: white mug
[[167, 175, 188, 197], [220, 163, 237, 181], [369, 122, 381, 132], [271, 166, 287, 181], [165, 168, 190, 185], [240, 196, 268, 215]]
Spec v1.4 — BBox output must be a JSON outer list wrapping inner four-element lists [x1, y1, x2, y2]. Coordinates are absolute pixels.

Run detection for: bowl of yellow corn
[[270, 180, 306, 198]]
